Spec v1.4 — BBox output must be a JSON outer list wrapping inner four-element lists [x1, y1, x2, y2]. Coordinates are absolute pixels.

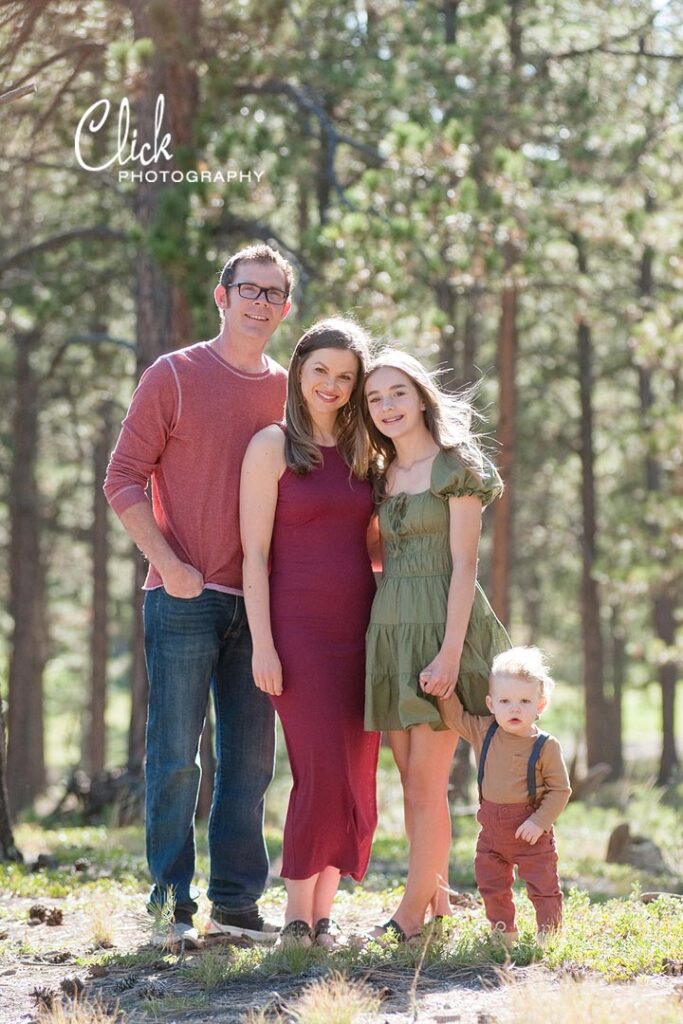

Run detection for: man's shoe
[[151, 917, 202, 951], [205, 905, 280, 945]]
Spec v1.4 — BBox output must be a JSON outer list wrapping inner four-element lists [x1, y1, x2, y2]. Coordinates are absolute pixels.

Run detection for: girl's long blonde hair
[[285, 317, 372, 478], [362, 348, 486, 501]]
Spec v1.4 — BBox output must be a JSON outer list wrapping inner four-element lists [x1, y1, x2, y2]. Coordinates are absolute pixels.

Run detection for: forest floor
[[1, 884, 682, 1024], [2, 779, 683, 1024]]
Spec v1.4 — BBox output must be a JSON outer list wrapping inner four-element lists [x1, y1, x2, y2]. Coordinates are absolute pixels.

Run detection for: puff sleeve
[[430, 448, 503, 508]]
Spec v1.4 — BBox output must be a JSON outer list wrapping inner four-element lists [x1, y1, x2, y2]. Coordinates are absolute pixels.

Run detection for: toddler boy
[[439, 646, 571, 945]]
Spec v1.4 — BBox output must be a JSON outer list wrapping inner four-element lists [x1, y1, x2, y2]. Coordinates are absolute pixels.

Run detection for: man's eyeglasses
[[225, 283, 289, 306]]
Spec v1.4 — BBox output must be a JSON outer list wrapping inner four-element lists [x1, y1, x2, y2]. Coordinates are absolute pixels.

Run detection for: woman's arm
[[240, 427, 286, 696], [419, 494, 482, 700]]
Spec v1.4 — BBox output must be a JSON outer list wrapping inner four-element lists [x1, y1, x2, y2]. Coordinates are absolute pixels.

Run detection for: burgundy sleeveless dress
[[269, 445, 380, 881]]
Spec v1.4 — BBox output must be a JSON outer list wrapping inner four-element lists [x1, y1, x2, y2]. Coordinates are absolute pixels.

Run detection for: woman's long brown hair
[[285, 317, 373, 478]]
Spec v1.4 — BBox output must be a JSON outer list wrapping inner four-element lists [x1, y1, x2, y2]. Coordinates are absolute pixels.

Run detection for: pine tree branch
[[0, 82, 36, 105], [0, 227, 127, 275]]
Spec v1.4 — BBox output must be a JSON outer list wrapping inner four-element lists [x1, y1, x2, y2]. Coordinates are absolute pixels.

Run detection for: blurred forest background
[[0, 0, 681, 841]]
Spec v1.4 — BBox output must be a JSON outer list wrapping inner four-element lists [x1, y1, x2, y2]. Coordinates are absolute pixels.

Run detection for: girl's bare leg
[[387, 724, 458, 937]]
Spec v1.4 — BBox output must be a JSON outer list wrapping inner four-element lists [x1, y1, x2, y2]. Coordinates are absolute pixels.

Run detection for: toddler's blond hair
[[490, 646, 555, 700]]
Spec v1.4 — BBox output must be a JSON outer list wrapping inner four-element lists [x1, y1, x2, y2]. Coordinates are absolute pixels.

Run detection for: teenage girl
[[363, 350, 510, 940]]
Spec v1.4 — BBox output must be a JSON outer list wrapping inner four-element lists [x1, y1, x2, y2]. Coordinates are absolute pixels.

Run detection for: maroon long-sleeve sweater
[[104, 340, 287, 593]]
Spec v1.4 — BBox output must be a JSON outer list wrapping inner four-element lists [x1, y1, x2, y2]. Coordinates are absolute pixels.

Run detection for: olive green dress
[[365, 448, 511, 731]]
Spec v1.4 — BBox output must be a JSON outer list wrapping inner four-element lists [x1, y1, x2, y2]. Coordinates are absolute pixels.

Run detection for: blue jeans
[[143, 588, 275, 914]]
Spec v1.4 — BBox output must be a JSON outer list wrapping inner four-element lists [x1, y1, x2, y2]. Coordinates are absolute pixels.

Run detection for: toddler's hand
[[419, 655, 458, 700], [515, 818, 544, 845]]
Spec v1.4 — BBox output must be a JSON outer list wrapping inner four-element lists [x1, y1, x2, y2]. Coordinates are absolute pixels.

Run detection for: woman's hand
[[419, 653, 459, 700], [252, 647, 283, 696]]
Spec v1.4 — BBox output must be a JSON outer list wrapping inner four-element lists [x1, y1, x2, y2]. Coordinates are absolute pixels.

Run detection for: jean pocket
[[161, 588, 204, 602]]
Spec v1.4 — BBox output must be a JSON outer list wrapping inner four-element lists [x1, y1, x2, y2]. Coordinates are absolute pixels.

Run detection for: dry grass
[[291, 973, 381, 1024], [88, 908, 115, 950], [36, 996, 120, 1024], [500, 974, 683, 1024]]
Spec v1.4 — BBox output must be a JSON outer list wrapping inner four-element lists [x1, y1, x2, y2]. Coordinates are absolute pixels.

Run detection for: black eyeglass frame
[[224, 282, 289, 306]]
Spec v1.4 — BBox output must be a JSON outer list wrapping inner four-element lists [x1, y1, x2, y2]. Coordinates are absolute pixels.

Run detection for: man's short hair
[[219, 244, 294, 295], [490, 646, 555, 699]]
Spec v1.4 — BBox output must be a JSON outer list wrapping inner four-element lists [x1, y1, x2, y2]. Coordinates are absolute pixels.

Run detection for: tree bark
[[0, 695, 22, 861], [490, 241, 518, 627], [573, 234, 622, 776], [653, 596, 678, 784], [462, 291, 479, 388], [7, 332, 48, 813], [434, 273, 459, 383], [443, 0, 461, 45], [85, 407, 111, 774], [127, 555, 148, 774], [637, 195, 679, 784], [125, 0, 202, 782]]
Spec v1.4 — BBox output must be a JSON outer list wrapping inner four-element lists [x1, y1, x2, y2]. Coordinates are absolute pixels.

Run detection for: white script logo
[[74, 93, 172, 172]]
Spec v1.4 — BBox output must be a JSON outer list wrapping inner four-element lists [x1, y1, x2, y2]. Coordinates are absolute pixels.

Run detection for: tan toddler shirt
[[440, 695, 571, 831]]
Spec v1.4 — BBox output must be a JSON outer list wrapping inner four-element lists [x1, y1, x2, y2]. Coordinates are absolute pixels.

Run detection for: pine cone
[[30, 986, 55, 1010], [138, 980, 167, 1000], [44, 950, 72, 964], [88, 963, 109, 978], [112, 973, 139, 992], [28, 904, 48, 922], [59, 974, 85, 998], [46, 907, 64, 926]]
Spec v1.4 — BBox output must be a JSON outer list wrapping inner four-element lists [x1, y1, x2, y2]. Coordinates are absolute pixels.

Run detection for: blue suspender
[[477, 721, 499, 801], [478, 722, 549, 804], [527, 733, 549, 801]]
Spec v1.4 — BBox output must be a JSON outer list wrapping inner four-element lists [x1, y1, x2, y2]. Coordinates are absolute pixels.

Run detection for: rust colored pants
[[475, 799, 562, 933]]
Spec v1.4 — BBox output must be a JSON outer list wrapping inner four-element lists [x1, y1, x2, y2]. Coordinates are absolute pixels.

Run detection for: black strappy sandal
[[314, 917, 341, 949], [374, 918, 409, 943], [278, 919, 313, 948]]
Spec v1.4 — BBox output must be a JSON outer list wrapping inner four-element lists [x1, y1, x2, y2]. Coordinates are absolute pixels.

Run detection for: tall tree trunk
[[126, 0, 201, 773], [7, 332, 47, 813], [653, 596, 678, 784], [435, 273, 459, 382], [461, 290, 479, 388], [127, 555, 148, 774], [490, 240, 518, 627], [490, 0, 525, 628], [85, 408, 111, 774], [443, 0, 461, 44], [573, 235, 622, 776], [637, 196, 679, 783], [0, 695, 22, 861]]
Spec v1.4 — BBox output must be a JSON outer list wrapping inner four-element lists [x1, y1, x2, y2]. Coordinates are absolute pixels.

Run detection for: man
[[104, 244, 293, 948]]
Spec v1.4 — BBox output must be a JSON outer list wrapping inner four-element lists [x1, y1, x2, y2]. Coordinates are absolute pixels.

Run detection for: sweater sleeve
[[528, 736, 572, 831], [103, 357, 180, 518], [439, 692, 490, 746]]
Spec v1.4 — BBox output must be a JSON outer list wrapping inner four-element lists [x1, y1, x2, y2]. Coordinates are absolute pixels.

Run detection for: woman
[[362, 349, 510, 941], [240, 318, 380, 948]]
